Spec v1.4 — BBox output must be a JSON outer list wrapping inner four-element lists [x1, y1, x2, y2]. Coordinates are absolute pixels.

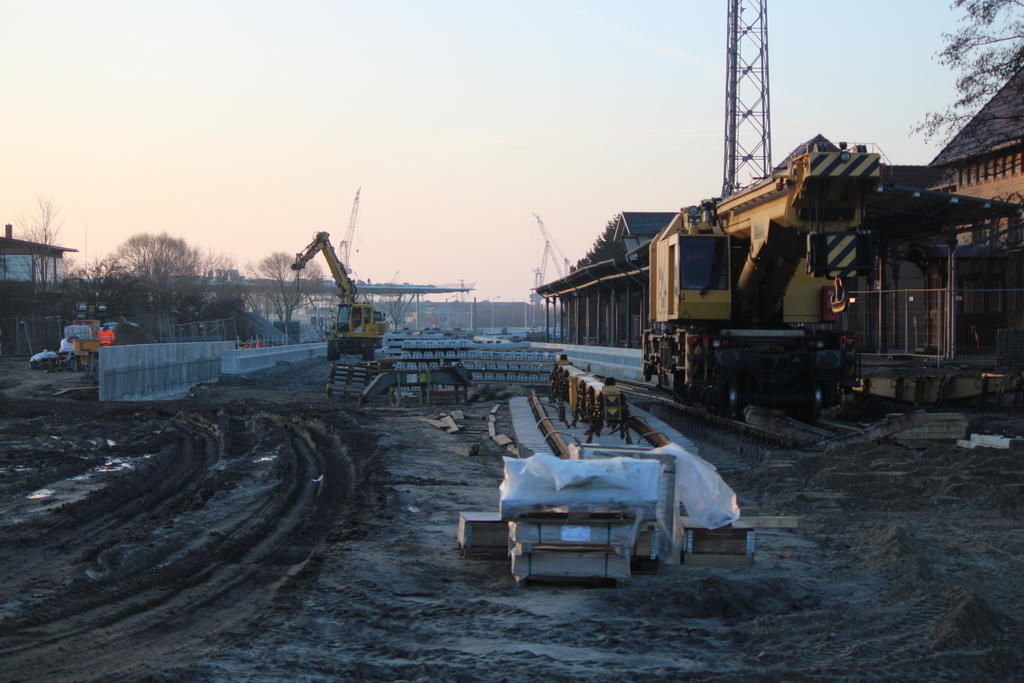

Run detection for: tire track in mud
[[0, 406, 368, 682]]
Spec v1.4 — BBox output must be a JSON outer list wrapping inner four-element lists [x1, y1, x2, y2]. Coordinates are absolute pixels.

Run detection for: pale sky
[[2, 1, 967, 302]]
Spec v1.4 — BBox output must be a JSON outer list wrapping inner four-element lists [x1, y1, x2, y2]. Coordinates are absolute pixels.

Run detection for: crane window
[[679, 236, 728, 291]]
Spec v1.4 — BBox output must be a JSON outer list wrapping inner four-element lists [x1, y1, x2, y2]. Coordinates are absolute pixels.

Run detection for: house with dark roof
[[0, 223, 77, 290], [611, 212, 679, 254], [930, 67, 1024, 210]]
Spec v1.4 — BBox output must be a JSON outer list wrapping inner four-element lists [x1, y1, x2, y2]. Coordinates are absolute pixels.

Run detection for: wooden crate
[[682, 520, 755, 566], [510, 548, 631, 583], [458, 511, 508, 559], [510, 518, 635, 554]]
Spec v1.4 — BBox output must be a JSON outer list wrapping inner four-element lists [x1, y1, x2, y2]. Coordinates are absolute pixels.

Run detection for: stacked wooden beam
[[500, 454, 662, 584], [508, 513, 636, 584]]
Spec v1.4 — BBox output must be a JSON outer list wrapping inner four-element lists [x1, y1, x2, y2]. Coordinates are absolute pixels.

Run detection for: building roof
[[864, 184, 1022, 238], [357, 282, 473, 296], [886, 165, 945, 189], [611, 212, 678, 242], [609, 212, 679, 261], [0, 235, 78, 256], [931, 67, 1024, 166]]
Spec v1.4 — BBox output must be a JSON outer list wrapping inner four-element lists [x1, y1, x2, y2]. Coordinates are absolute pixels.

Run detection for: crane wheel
[[327, 339, 342, 361]]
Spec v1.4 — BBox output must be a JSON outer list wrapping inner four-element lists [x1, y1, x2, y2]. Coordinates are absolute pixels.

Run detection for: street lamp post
[[490, 296, 501, 332]]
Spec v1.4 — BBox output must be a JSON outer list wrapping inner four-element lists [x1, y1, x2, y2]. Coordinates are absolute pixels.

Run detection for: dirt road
[[1, 357, 1022, 682]]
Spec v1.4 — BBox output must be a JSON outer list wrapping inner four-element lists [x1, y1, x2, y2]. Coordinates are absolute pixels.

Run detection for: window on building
[[0, 255, 34, 281]]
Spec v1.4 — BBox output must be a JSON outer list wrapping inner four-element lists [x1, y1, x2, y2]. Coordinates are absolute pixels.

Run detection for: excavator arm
[[291, 231, 357, 303]]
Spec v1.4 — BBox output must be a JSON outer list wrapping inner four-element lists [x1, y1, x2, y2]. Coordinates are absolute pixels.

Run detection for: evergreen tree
[[574, 217, 624, 269]]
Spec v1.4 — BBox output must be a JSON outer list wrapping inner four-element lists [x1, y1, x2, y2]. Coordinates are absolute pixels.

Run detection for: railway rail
[[614, 378, 848, 459]]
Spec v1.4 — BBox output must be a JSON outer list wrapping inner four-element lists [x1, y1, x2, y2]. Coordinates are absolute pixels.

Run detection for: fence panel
[[844, 288, 1024, 361], [0, 317, 65, 356]]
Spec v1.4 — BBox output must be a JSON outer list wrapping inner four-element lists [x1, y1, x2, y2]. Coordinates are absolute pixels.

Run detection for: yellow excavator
[[643, 138, 880, 419], [292, 231, 386, 361]]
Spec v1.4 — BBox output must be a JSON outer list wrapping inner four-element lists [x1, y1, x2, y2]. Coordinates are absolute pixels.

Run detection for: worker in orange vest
[[98, 325, 115, 347]]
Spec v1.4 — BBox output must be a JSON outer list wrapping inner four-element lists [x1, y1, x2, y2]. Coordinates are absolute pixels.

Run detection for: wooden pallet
[[326, 362, 377, 397]]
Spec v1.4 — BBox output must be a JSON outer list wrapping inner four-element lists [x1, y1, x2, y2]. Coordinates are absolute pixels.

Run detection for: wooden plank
[[679, 515, 801, 529], [451, 409, 465, 420], [492, 434, 514, 447], [490, 404, 501, 415], [487, 421, 497, 438], [418, 417, 449, 430], [440, 416, 460, 433]]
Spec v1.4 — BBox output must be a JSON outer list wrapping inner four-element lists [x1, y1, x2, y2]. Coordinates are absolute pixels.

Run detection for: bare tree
[[61, 257, 138, 319], [917, 0, 1024, 143], [15, 195, 65, 294], [110, 232, 237, 321], [246, 252, 327, 322]]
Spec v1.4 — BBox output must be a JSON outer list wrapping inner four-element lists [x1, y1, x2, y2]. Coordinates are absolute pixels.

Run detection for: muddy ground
[[1, 357, 1022, 682]]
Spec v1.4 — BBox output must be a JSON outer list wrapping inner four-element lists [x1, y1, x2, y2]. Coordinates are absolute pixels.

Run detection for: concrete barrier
[[99, 342, 235, 401], [530, 342, 645, 382], [220, 343, 327, 376]]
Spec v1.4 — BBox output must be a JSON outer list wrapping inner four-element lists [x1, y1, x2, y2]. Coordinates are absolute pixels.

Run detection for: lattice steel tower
[[722, 0, 771, 197]]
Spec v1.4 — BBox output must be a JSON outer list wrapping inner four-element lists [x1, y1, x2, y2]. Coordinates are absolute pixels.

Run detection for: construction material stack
[[499, 454, 662, 584], [385, 335, 560, 387]]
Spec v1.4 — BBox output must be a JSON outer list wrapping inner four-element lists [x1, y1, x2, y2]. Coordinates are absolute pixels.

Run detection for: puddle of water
[[98, 459, 135, 473], [23, 454, 155, 501]]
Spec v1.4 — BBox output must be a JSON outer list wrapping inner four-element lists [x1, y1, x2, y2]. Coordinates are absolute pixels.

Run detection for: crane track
[[0, 403, 371, 682]]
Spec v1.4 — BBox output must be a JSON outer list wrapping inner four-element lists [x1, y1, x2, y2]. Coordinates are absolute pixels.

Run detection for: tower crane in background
[[532, 213, 569, 292], [339, 188, 361, 267]]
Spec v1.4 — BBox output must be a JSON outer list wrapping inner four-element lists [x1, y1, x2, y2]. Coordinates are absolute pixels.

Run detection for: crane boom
[[292, 231, 356, 303], [532, 213, 566, 282], [340, 188, 361, 266]]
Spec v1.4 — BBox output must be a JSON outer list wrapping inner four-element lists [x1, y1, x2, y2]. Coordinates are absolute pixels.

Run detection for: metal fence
[[842, 288, 1024, 361], [119, 315, 238, 344], [0, 315, 241, 356], [173, 318, 238, 343], [0, 317, 65, 356]]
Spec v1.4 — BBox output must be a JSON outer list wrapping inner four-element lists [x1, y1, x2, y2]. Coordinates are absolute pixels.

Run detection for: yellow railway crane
[[292, 231, 386, 361], [643, 138, 881, 419]]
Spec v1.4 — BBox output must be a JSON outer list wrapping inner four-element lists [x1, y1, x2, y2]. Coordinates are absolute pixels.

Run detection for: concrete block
[[99, 342, 235, 401]]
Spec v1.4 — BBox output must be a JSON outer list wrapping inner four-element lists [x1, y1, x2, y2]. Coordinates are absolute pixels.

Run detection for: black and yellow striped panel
[[807, 152, 881, 178], [807, 232, 872, 277]]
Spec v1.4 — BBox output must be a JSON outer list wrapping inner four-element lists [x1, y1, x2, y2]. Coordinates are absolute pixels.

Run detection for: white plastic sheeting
[[499, 453, 662, 520], [649, 442, 740, 530]]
